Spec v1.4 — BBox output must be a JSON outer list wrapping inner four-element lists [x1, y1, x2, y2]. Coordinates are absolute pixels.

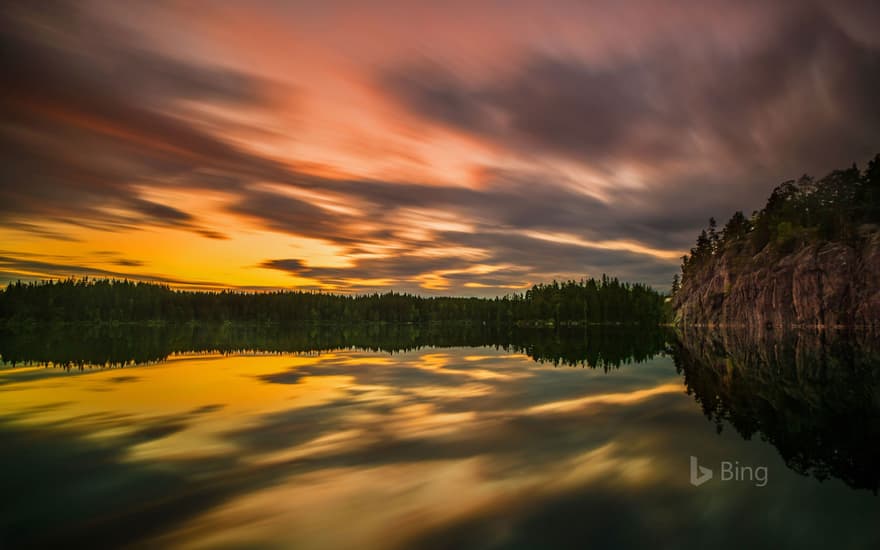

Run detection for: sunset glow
[[2, 1, 878, 293]]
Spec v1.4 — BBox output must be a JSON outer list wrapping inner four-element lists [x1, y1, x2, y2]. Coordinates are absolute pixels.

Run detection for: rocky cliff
[[672, 229, 880, 328]]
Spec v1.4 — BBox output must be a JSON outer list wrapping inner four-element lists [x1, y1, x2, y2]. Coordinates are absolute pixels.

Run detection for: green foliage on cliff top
[[676, 153, 880, 291]]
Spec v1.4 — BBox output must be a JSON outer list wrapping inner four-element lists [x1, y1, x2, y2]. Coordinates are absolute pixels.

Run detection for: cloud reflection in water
[[1, 342, 878, 549]]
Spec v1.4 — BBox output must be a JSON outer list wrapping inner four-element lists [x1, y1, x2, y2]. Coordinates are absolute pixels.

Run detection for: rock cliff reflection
[[672, 328, 880, 493]]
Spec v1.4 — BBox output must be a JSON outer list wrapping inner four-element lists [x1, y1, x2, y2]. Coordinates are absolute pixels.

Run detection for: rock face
[[672, 231, 880, 328]]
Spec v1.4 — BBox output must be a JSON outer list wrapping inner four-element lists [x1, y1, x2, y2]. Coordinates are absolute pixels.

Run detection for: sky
[[1, 1, 879, 294]]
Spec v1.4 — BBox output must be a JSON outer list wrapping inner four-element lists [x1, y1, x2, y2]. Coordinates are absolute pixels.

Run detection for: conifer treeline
[[0, 276, 667, 325]]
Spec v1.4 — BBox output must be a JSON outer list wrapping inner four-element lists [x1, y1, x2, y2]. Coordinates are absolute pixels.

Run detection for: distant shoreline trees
[[0, 275, 668, 326]]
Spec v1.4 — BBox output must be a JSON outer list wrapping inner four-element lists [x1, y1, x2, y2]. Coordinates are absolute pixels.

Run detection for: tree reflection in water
[[671, 328, 880, 493], [0, 323, 671, 371]]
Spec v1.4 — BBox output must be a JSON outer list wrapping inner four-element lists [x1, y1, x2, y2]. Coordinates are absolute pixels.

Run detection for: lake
[[1, 325, 878, 549]]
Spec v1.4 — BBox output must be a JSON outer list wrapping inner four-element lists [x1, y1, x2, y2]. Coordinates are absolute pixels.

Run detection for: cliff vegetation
[[672, 154, 880, 327]]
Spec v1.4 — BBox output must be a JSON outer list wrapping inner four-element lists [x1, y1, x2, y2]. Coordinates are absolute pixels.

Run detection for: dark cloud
[[228, 190, 365, 245], [113, 259, 144, 268], [0, 255, 229, 289], [381, 2, 880, 191], [128, 199, 193, 223], [259, 259, 309, 273], [286, 170, 674, 246], [0, 3, 290, 234], [387, 58, 680, 165]]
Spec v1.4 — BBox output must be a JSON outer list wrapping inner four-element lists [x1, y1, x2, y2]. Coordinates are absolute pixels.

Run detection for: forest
[[0, 275, 668, 326], [675, 153, 880, 291]]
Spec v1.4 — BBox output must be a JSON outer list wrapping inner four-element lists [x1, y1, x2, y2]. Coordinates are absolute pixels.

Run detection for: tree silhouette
[[0, 276, 668, 326]]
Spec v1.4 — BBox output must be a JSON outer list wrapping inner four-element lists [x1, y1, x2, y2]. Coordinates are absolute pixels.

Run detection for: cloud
[[0, 254, 232, 290], [1, 1, 878, 293], [259, 225, 679, 293], [0, 3, 289, 235], [380, 2, 880, 193], [128, 199, 193, 223], [113, 259, 145, 268]]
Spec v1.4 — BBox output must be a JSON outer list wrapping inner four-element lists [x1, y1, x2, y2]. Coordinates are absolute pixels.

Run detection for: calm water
[[1, 326, 878, 549]]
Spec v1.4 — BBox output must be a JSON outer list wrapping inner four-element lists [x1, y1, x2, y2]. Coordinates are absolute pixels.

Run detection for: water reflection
[[0, 323, 669, 370], [671, 328, 880, 493], [0, 327, 878, 549]]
